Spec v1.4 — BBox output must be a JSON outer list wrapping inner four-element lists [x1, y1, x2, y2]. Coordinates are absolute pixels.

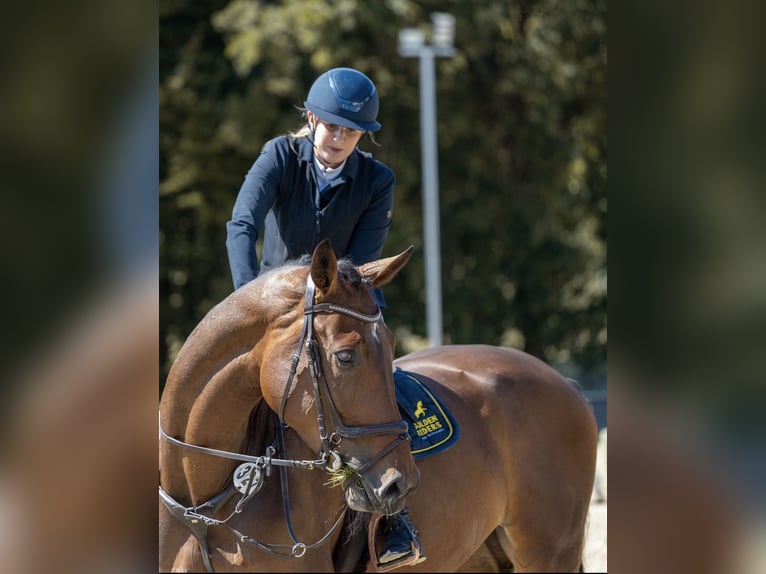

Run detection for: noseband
[[159, 272, 410, 571]]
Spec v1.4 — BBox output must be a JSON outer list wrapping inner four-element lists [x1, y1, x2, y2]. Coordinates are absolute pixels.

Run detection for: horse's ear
[[310, 239, 338, 292], [359, 246, 414, 288]]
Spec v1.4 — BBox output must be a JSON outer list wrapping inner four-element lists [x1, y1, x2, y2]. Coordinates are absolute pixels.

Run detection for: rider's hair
[[288, 108, 380, 146]]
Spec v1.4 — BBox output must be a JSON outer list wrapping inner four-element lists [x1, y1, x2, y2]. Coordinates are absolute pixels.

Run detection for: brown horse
[[391, 345, 597, 572], [159, 241, 598, 572]]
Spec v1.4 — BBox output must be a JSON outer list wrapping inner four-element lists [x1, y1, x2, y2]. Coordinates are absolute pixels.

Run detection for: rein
[[159, 272, 409, 572]]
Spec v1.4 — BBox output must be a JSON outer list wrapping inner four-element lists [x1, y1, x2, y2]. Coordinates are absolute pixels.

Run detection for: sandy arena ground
[[583, 499, 607, 572], [583, 427, 607, 572]]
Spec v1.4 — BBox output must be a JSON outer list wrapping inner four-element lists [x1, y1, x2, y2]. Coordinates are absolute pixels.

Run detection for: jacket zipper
[[308, 161, 322, 237]]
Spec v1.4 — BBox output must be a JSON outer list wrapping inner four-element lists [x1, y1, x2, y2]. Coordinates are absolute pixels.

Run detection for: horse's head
[[260, 240, 418, 515]]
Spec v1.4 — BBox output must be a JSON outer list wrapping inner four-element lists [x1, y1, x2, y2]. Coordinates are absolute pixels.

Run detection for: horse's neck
[[182, 371, 262, 503], [161, 286, 293, 506]]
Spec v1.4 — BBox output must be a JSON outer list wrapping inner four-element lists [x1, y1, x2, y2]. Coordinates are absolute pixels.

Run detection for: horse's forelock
[[336, 258, 365, 289], [261, 256, 368, 298]]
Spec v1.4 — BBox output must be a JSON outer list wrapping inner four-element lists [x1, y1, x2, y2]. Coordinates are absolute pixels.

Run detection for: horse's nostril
[[383, 481, 404, 500], [375, 468, 407, 503]]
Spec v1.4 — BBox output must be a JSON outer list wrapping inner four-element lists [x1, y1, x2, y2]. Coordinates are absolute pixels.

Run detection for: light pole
[[398, 12, 455, 348]]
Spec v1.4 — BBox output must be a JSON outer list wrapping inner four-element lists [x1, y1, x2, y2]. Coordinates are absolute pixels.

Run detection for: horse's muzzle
[[345, 465, 420, 515]]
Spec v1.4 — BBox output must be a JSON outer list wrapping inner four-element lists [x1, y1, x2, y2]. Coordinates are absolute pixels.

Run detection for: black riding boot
[[378, 508, 426, 565]]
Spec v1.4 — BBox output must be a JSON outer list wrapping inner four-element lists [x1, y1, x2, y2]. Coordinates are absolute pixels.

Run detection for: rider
[[226, 67, 423, 567]]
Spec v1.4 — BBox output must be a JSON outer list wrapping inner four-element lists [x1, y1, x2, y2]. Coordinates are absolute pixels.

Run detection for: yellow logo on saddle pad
[[414, 400, 427, 418]]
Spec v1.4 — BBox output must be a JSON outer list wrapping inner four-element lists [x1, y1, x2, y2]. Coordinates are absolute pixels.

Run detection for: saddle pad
[[394, 367, 460, 460]]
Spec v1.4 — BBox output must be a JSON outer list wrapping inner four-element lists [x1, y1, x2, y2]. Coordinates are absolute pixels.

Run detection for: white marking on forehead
[[301, 390, 316, 415], [369, 319, 382, 345]]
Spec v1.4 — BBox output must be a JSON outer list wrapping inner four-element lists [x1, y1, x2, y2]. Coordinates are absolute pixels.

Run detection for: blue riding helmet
[[304, 67, 381, 132]]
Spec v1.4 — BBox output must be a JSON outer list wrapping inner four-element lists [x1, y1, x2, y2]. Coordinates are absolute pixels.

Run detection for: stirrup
[[368, 512, 427, 572]]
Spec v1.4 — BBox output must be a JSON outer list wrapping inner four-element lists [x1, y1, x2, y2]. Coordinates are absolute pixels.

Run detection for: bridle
[[283, 273, 410, 473], [159, 272, 410, 572]]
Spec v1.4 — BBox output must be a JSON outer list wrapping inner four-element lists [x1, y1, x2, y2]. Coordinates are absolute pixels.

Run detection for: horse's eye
[[334, 350, 356, 366]]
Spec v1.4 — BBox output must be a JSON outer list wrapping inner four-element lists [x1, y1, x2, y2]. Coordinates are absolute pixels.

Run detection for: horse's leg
[[501, 404, 596, 571], [460, 527, 582, 574], [159, 501, 195, 572], [456, 528, 514, 573], [487, 527, 515, 572], [499, 438, 594, 572], [164, 534, 206, 572], [500, 519, 583, 573]]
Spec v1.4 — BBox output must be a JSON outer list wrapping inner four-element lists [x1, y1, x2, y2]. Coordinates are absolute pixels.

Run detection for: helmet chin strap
[[305, 116, 317, 146]]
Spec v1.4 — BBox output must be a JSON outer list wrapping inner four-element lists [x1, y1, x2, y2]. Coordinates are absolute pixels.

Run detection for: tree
[[160, 0, 607, 388]]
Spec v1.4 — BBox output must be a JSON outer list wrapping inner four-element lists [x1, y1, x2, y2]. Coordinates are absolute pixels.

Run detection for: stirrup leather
[[368, 512, 426, 572]]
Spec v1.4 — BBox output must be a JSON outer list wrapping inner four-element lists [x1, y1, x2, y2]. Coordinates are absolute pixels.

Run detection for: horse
[[390, 345, 597, 572], [159, 240, 598, 572]]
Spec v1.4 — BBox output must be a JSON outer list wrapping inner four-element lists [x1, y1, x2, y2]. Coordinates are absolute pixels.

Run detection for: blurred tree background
[[160, 0, 606, 389]]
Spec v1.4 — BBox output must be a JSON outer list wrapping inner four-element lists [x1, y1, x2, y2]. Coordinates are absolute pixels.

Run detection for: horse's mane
[[213, 399, 275, 495]]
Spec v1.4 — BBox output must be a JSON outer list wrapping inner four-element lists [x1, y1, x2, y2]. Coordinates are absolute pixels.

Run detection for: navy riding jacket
[[226, 136, 395, 305]]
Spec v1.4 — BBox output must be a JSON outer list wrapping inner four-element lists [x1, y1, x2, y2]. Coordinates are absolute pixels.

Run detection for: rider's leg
[[378, 507, 426, 565]]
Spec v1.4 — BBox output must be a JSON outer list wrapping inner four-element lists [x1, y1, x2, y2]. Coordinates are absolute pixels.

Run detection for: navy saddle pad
[[394, 367, 460, 460]]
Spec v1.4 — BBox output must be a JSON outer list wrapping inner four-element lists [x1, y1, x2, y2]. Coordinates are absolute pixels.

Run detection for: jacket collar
[[296, 136, 359, 180]]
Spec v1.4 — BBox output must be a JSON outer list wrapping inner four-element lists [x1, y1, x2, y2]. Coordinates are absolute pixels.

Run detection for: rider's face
[[308, 112, 364, 169]]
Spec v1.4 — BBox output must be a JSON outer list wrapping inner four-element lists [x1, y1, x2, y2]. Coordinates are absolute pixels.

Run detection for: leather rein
[[159, 273, 410, 572]]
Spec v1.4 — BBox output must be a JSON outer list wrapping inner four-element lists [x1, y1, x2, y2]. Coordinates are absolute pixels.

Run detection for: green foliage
[[160, 0, 607, 388]]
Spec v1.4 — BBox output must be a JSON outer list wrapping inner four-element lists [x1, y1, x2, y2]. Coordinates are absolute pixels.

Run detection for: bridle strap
[[310, 349, 409, 439], [158, 411, 326, 469], [310, 302, 382, 323]]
